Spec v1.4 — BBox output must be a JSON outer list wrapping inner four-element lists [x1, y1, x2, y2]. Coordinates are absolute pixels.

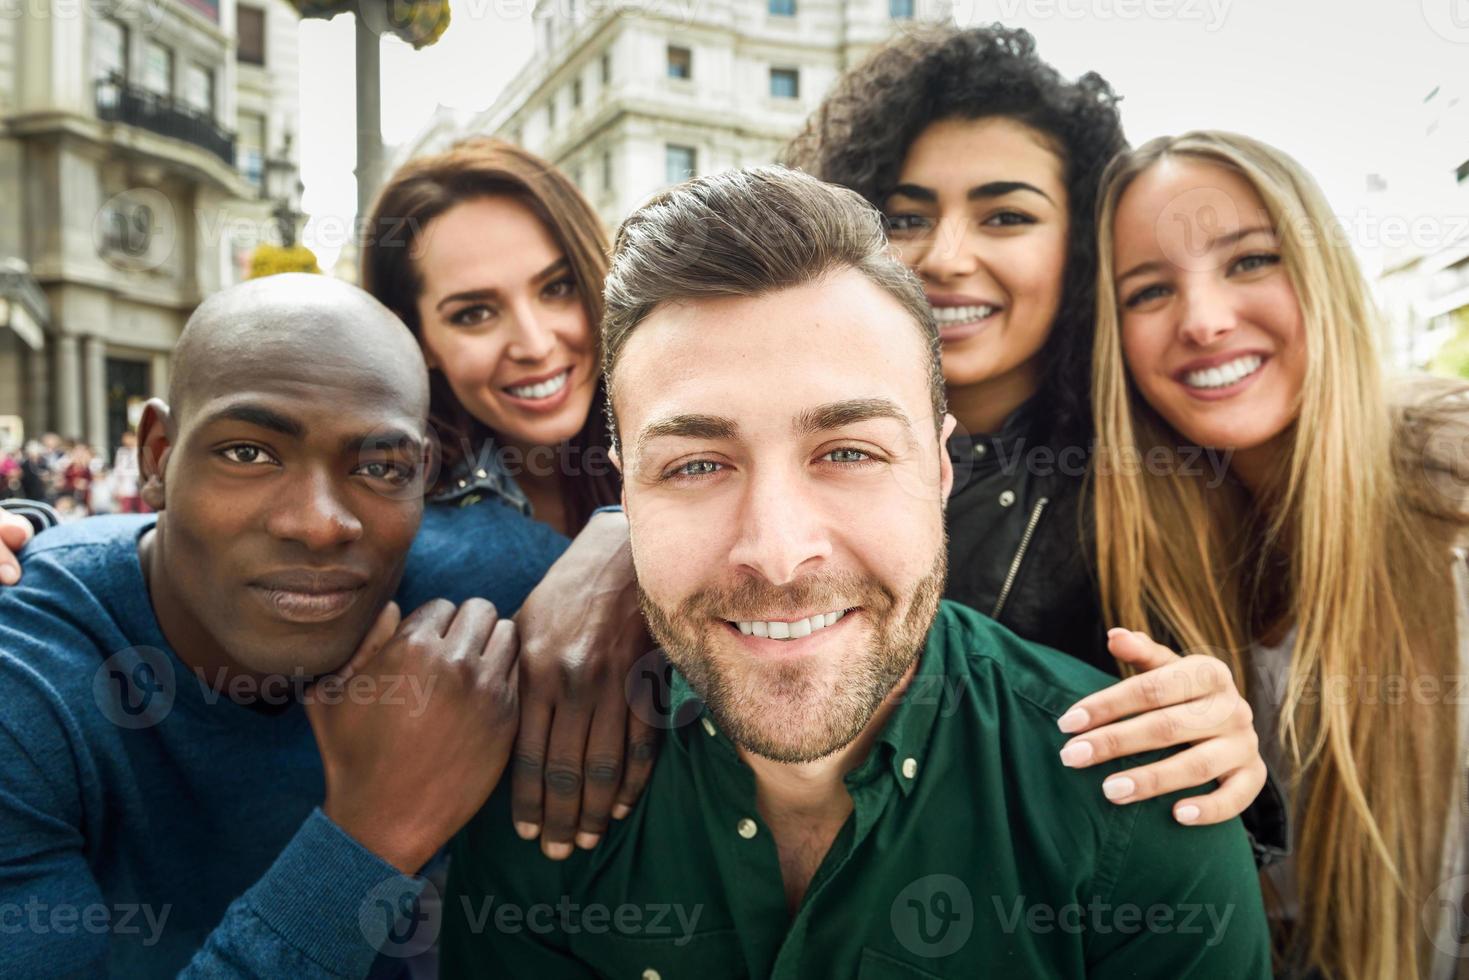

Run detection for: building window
[[601, 52, 611, 85], [770, 67, 799, 99], [667, 45, 691, 80], [602, 149, 612, 191], [889, 0, 914, 17], [572, 77, 582, 108], [237, 4, 266, 66], [142, 40, 173, 97], [182, 62, 215, 116], [769, 0, 795, 15], [92, 17, 128, 83], [666, 144, 696, 184], [236, 111, 266, 191]]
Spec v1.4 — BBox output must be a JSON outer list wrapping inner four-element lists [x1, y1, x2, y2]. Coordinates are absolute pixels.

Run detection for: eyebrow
[[794, 398, 913, 436], [201, 403, 423, 456], [885, 181, 1056, 207], [200, 403, 305, 439], [1115, 225, 1278, 284], [434, 256, 571, 313], [635, 399, 915, 461]]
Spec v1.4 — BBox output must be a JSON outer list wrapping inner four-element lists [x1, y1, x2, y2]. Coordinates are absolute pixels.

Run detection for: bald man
[[0, 275, 551, 977]]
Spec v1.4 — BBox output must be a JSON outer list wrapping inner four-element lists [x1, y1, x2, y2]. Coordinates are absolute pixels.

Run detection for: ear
[[938, 412, 957, 504], [137, 398, 174, 512]]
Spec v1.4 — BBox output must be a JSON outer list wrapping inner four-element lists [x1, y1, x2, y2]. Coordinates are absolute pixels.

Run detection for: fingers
[[400, 598, 458, 640], [1104, 628, 1179, 671], [445, 598, 500, 657], [338, 602, 402, 680], [538, 701, 597, 861], [509, 692, 553, 844], [613, 710, 660, 821], [0, 514, 31, 585], [573, 687, 630, 850], [1058, 651, 1235, 735], [1166, 762, 1269, 826], [1088, 735, 1263, 810], [1060, 688, 1252, 767]]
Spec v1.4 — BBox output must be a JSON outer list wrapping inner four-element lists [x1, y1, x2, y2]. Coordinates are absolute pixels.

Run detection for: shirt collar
[[428, 439, 533, 516]]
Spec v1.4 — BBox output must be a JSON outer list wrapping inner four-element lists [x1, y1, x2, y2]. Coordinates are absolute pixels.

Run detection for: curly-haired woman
[[788, 25, 1279, 838]]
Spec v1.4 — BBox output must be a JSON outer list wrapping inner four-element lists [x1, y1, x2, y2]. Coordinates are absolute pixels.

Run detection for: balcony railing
[[95, 76, 236, 167]]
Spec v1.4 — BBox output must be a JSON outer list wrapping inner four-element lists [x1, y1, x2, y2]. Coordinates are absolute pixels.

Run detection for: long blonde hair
[[1092, 131, 1466, 979]]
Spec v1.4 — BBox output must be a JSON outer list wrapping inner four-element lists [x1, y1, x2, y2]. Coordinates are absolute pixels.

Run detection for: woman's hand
[[0, 510, 34, 585], [1056, 628, 1265, 826], [512, 509, 661, 860]]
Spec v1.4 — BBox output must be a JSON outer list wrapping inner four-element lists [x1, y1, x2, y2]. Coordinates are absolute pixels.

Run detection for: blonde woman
[[1088, 129, 1469, 978]]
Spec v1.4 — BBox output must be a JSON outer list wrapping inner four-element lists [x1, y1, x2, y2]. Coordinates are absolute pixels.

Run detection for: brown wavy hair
[[360, 137, 619, 533]]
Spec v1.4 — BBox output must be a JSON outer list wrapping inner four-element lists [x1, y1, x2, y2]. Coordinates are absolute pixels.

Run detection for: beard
[[639, 546, 947, 764]]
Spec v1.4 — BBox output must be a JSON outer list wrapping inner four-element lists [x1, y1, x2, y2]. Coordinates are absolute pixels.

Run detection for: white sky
[[295, 0, 1469, 274]]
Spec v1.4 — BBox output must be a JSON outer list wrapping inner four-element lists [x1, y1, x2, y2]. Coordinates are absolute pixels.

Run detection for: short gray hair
[[601, 165, 944, 451]]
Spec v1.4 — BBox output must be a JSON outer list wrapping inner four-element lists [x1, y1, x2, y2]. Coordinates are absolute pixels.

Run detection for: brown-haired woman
[[363, 137, 618, 534], [362, 137, 655, 861]]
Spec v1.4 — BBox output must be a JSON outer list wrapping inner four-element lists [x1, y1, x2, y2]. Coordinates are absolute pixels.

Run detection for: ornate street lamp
[[263, 132, 304, 248]]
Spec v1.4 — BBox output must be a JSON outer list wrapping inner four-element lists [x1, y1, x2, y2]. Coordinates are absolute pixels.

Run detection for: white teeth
[[1183, 355, 1262, 390], [930, 304, 999, 325], [506, 369, 570, 400], [732, 609, 848, 641]]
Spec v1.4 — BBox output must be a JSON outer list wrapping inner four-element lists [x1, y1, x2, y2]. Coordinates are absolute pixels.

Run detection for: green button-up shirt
[[441, 601, 1270, 978]]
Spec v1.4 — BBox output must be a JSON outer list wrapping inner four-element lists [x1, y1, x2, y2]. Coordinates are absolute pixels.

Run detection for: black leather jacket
[[943, 401, 1288, 867], [944, 402, 1113, 673]]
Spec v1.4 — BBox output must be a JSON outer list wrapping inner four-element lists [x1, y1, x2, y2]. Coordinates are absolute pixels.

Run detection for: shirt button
[[737, 817, 758, 839], [999, 489, 1016, 507], [700, 716, 717, 737], [902, 757, 918, 779], [642, 970, 661, 980], [973, 443, 987, 459], [474, 468, 488, 479]]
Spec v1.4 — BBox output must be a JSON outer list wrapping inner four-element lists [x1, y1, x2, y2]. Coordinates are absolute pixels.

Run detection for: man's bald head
[[170, 274, 428, 424]]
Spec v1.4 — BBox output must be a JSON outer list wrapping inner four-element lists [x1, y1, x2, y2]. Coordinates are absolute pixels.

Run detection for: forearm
[[182, 808, 425, 978]]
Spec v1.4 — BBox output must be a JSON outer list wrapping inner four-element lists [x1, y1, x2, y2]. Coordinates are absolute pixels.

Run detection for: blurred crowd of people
[[0, 431, 144, 520]]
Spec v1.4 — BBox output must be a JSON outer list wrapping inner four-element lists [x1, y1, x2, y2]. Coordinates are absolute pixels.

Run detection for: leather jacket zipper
[[992, 496, 1050, 620]]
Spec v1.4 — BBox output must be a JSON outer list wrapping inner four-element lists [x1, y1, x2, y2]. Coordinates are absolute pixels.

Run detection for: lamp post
[[263, 133, 304, 248]]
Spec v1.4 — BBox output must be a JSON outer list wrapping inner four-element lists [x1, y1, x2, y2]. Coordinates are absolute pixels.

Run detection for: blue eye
[[1230, 253, 1280, 275], [824, 448, 870, 463], [666, 459, 723, 480]]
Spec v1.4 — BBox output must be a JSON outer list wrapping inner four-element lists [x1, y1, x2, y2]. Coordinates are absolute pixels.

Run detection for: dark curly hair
[[784, 24, 1125, 444]]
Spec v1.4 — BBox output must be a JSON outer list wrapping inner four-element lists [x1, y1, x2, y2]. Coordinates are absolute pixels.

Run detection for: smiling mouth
[[931, 304, 1002, 327], [1180, 354, 1265, 390], [725, 607, 855, 640], [503, 368, 571, 401]]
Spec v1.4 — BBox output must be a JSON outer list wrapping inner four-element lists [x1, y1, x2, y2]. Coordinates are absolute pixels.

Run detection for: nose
[[505, 299, 557, 363], [725, 464, 832, 586], [1177, 278, 1239, 347], [264, 466, 363, 551], [914, 212, 982, 284]]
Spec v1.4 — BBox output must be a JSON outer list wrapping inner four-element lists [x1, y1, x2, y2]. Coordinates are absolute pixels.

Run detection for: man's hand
[[1055, 628, 1266, 826], [306, 599, 520, 873], [0, 510, 34, 585], [512, 509, 661, 860]]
